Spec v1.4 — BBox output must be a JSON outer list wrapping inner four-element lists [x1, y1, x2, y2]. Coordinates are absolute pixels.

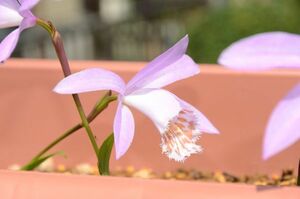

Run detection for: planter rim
[[0, 169, 299, 199], [4, 58, 300, 77]]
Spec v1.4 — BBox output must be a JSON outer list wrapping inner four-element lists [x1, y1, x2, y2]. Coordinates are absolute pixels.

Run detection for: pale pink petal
[[263, 83, 300, 159], [53, 68, 126, 95], [126, 55, 199, 94], [0, 5, 22, 28], [113, 101, 135, 159], [126, 35, 199, 94], [0, 16, 36, 62], [19, 9, 35, 18], [0, 0, 20, 10], [18, 0, 40, 12], [218, 32, 300, 70]]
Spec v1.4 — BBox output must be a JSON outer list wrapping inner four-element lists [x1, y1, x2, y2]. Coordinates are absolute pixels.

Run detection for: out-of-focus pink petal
[[113, 101, 135, 159], [53, 68, 126, 95], [218, 32, 300, 70], [0, 0, 19, 10], [18, 0, 40, 12], [126, 35, 192, 94], [263, 83, 300, 159], [0, 16, 35, 62], [0, 5, 22, 28], [19, 9, 35, 18], [0, 29, 20, 62]]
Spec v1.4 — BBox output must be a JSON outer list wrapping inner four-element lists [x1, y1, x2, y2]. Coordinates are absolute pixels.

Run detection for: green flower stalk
[[19, 18, 116, 174]]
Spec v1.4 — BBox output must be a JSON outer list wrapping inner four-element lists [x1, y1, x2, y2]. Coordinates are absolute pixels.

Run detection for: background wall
[[1, 0, 300, 63]]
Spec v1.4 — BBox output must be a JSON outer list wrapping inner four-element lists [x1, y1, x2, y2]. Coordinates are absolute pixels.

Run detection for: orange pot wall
[[0, 59, 299, 175], [0, 170, 299, 199]]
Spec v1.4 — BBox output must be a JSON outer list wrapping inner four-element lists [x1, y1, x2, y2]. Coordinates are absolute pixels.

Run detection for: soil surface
[[111, 167, 298, 186], [9, 160, 298, 186]]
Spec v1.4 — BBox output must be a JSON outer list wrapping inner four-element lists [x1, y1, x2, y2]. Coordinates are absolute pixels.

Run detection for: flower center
[[160, 109, 202, 162]]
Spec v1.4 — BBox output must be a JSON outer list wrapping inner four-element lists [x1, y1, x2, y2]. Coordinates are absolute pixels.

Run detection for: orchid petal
[[113, 101, 135, 159], [218, 32, 300, 70], [0, 5, 22, 28], [263, 83, 300, 159], [126, 55, 199, 94], [18, 0, 40, 12], [53, 68, 126, 95], [0, 0, 19, 10], [0, 16, 35, 62], [126, 35, 196, 94]]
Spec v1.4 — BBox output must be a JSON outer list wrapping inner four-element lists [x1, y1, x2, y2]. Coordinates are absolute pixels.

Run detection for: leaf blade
[[98, 133, 114, 175]]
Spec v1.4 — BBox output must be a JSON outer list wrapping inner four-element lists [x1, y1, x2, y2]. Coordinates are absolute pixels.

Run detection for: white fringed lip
[[161, 109, 203, 161]]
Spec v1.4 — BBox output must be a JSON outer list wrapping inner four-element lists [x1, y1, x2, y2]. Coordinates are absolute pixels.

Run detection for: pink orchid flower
[[0, 0, 39, 62], [218, 31, 300, 159], [54, 36, 219, 161]]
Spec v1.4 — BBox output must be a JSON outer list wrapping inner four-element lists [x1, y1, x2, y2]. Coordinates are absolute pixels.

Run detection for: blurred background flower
[[1, 0, 300, 63]]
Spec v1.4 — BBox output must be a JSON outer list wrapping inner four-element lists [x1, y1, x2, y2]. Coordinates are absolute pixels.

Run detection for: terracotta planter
[[0, 59, 299, 198]]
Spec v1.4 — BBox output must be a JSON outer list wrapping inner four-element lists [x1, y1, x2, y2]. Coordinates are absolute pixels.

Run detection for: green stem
[[36, 18, 101, 170], [73, 95, 99, 155]]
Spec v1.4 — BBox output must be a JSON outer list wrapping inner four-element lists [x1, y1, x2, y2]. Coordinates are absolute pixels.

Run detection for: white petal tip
[[262, 148, 276, 160], [262, 153, 271, 160], [183, 34, 189, 41], [115, 154, 121, 160], [163, 143, 202, 162], [52, 86, 68, 94], [115, 149, 125, 160], [52, 87, 60, 93], [206, 128, 220, 134]]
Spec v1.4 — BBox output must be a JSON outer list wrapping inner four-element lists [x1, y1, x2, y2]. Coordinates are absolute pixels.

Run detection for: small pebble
[[132, 168, 154, 179], [254, 181, 268, 186], [162, 171, 173, 179], [56, 164, 66, 173], [213, 171, 226, 183], [91, 166, 99, 175], [271, 174, 280, 181], [175, 172, 187, 180], [37, 158, 54, 172], [279, 178, 296, 186], [125, 166, 135, 176], [8, 164, 21, 171], [72, 163, 93, 175], [188, 170, 203, 180], [223, 172, 239, 183]]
